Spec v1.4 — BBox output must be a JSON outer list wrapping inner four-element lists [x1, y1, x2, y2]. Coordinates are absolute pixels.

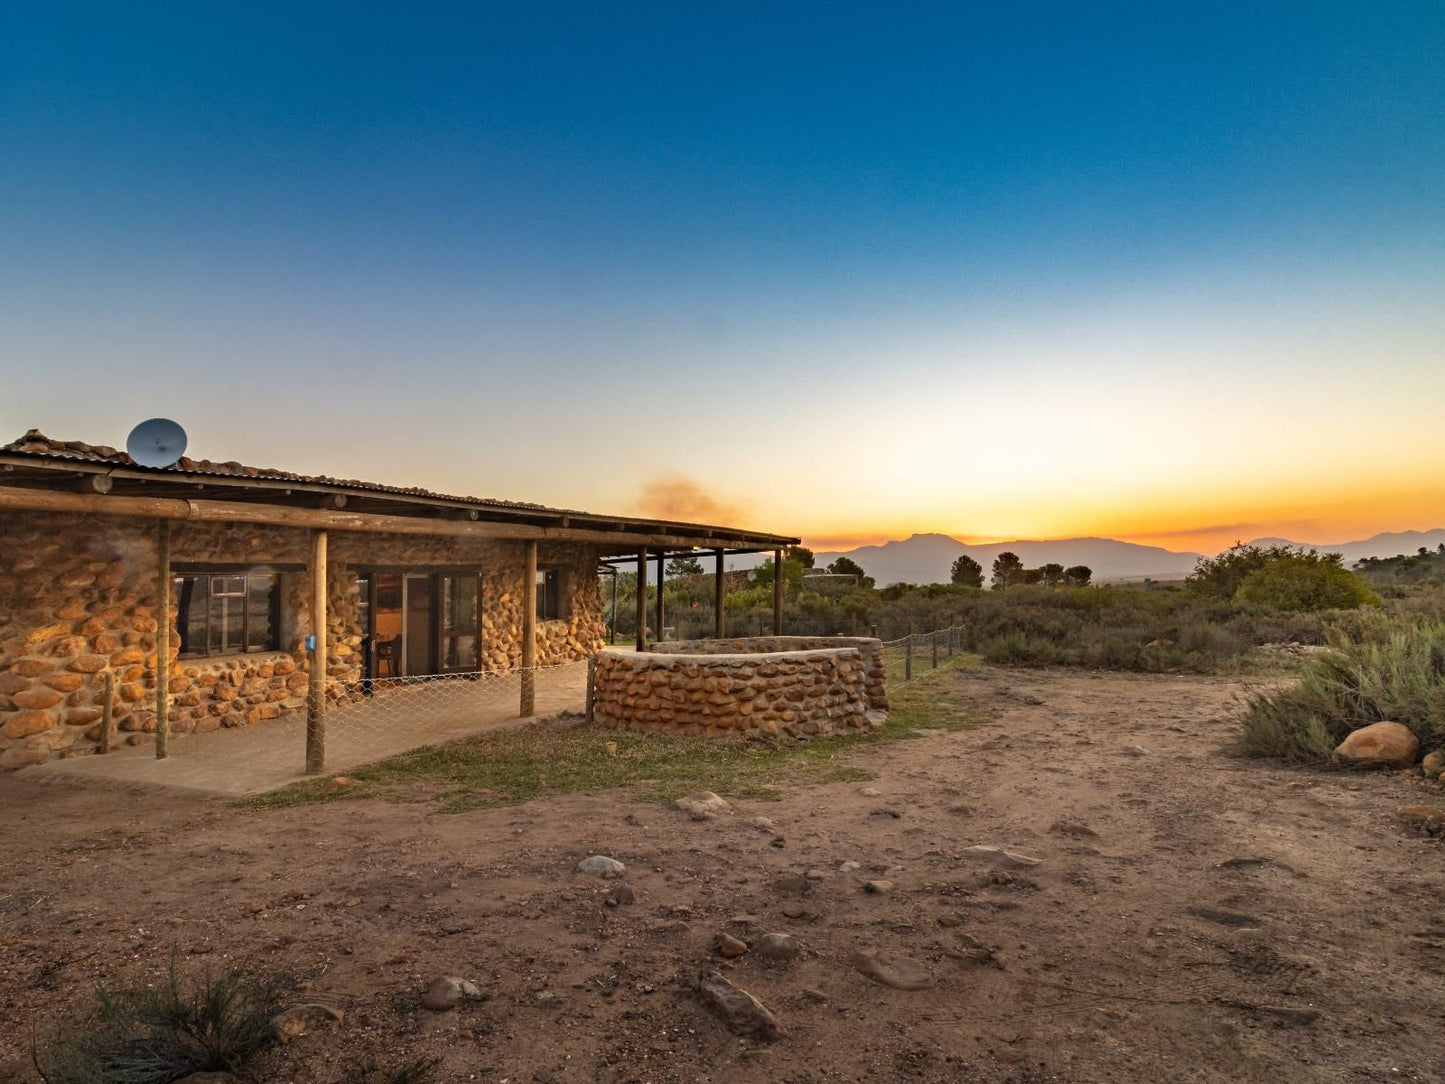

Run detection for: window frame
[[536, 566, 565, 622], [172, 566, 287, 659]]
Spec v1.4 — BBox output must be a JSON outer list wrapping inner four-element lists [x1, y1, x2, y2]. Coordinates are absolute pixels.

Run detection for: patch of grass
[[248, 662, 981, 814], [1240, 618, 1445, 763], [38, 960, 281, 1084]]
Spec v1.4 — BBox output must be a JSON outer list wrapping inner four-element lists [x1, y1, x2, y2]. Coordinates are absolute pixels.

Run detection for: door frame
[[356, 566, 483, 679]]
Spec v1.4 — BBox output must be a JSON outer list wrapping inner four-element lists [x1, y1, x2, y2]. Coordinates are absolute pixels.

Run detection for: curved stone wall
[[593, 637, 889, 740], [649, 635, 889, 713]]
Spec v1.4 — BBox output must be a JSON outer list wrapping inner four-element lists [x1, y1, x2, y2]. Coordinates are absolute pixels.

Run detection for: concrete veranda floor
[[22, 662, 589, 798]]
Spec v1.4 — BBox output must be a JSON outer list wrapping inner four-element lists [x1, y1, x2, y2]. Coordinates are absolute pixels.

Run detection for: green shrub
[[1235, 554, 1380, 612], [39, 962, 281, 1084], [1240, 619, 1445, 762]]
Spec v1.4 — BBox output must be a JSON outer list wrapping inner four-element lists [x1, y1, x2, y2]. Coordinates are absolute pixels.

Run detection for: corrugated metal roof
[[2, 429, 567, 513]]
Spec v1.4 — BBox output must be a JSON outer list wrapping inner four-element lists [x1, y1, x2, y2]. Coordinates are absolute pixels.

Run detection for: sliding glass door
[[360, 569, 481, 678]]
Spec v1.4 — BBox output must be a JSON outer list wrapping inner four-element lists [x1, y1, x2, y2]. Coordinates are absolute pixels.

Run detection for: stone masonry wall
[[649, 635, 889, 713], [0, 511, 606, 770], [593, 643, 883, 740]]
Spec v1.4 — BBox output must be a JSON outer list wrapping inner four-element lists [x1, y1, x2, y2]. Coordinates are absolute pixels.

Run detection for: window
[[536, 568, 564, 621], [174, 571, 281, 657]]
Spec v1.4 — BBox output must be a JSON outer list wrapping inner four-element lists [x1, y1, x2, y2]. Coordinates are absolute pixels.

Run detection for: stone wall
[[0, 511, 606, 769], [593, 639, 887, 740], [649, 635, 889, 713]]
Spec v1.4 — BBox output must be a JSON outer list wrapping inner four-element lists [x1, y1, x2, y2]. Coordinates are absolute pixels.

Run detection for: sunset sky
[[2, 4, 1442, 556]]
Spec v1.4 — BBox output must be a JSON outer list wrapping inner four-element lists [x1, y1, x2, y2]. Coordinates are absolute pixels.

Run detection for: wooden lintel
[[0, 486, 791, 551]]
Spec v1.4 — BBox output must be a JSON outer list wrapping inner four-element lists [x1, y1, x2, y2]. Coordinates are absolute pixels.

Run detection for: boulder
[[420, 976, 485, 1011], [271, 1002, 343, 1043], [854, 949, 932, 990], [1332, 722, 1419, 769], [576, 855, 626, 877], [1421, 749, 1445, 778], [674, 790, 732, 819], [695, 971, 785, 1041]]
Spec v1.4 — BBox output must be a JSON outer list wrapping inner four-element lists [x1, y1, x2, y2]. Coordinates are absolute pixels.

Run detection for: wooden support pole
[[772, 548, 784, 635], [99, 671, 114, 754], [635, 549, 648, 651], [154, 520, 170, 759], [609, 571, 618, 645], [905, 624, 913, 681], [306, 528, 328, 773], [521, 539, 537, 717], [655, 552, 666, 643], [585, 655, 596, 723], [714, 549, 726, 638]]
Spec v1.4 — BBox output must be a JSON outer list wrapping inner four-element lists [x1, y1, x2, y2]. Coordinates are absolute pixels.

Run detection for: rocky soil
[[2, 665, 1442, 1083]]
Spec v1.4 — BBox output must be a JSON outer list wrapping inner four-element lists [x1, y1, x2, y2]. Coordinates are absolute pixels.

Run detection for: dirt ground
[[2, 665, 1443, 1083]]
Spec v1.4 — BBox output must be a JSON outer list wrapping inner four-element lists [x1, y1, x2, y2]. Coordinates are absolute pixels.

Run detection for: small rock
[[755, 933, 798, 962], [1422, 749, 1445, 776], [247, 901, 266, 914], [860, 786, 882, 797], [323, 775, 361, 792], [271, 1002, 343, 1043], [937, 913, 964, 928], [838, 861, 861, 873], [963, 845, 1042, 868], [780, 903, 808, 919], [774, 873, 810, 895], [769, 836, 787, 849], [716, 933, 749, 958], [695, 971, 785, 1041], [750, 815, 777, 832], [862, 880, 893, 894], [577, 855, 627, 877], [854, 949, 932, 990], [1394, 804, 1445, 836], [804, 869, 827, 881], [420, 976, 485, 1012], [1332, 721, 1420, 769], [675, 791, 732, 819], [1124, 745, 1148, 757], [1048, 819, 1098, 839], [610, 883, 637, 905]]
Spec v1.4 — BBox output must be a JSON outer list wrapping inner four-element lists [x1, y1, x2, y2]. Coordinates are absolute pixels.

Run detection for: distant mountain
[[813, 533, 1203, 586], [1244, 529, 1445, 567], [808, 527, 1445, 586]]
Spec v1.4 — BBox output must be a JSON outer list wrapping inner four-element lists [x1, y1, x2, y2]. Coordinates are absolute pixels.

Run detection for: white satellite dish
[[126, 418, 188, 469]]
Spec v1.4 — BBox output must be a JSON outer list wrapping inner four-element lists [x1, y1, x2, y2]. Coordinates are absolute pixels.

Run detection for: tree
[[666, 555, 705, 578], [1235, 554, 1380, 612], [826, 557, 875, 589], [991, 551, 1024, 590], [1186, 543, 1297, 601], [1064, 565, 1092, 587], [1038, 562, 1065, 587], [785, 545, 816, 569], [950, 554, 984, 588]]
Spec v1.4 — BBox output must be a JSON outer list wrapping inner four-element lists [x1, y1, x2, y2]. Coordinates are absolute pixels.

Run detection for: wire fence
[[318, 661, 587, 768], [879, 623, 967, 687], [605, 608, 968, 643]]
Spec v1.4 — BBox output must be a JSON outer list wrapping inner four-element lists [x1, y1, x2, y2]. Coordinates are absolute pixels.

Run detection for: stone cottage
[[0, 431, 795, 771]]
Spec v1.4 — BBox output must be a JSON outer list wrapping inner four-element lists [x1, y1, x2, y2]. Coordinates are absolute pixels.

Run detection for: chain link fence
[[316, 661, 587, 769]]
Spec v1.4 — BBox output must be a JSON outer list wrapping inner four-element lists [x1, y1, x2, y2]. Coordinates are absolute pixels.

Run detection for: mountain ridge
[[809, 528, 1445, 586]]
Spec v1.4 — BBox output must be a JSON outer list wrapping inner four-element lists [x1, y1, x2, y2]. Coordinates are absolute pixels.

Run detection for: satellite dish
[[126, 418, 188, 469]]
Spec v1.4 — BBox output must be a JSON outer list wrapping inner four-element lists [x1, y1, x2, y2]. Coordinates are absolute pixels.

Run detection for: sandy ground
[[2, 665, 1442, 1083]]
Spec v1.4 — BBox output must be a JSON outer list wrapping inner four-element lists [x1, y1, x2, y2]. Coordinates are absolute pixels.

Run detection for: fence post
[[155, 519, 171, 760], [305, 527, 328, 773], [947, 617, 953, 657], [521, 540, 538, 718], [869, 624, 878, 639], [932, 620, 939, 669], [905, 624, 913, 681], [585, 655, 596, 723], [99, 671, 114, 753]]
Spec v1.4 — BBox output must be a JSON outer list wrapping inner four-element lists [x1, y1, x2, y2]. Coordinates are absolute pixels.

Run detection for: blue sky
[[2, 3, 1442, 550]]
